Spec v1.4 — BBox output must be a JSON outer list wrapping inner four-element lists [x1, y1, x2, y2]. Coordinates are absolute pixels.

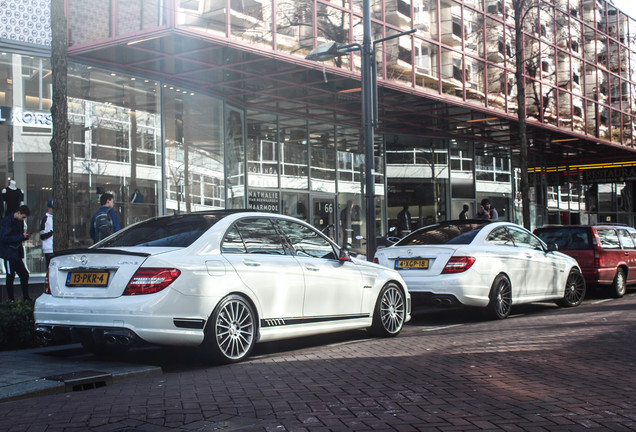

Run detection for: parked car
[[35, 211, 410, 364], [374, 220, 585, 319], [534, 224, 636, 298]]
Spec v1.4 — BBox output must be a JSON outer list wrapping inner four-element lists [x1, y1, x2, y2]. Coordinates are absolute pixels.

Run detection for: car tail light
[[441, 256, 476, 274], [44, 269, 51, 294], [592, 239, 601, 267], [373, 257, 379, 264], [124, 268, 181, 295]]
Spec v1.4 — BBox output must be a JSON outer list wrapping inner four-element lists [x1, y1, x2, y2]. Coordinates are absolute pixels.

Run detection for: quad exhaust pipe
[[35, 326, 54, 342], [432, 296, 455, 306], [103, 329, 135, 345]]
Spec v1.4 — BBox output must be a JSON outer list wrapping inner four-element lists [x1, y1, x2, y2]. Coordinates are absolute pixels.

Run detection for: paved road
[[1, 292, 635, 432]]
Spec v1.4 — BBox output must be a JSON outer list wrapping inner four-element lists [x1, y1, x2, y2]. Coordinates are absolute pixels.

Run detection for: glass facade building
[[2, 0, 636, 276]]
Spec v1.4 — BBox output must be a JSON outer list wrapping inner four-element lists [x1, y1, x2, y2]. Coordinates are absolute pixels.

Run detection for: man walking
[[90, 193, 121, 244], [0, 205, 32, 301]]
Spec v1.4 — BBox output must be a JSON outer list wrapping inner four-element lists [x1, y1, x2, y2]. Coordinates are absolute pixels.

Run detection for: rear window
[[396, 221, 489, 246], [98, 214, 223, 247], [534, 227, 592, 251]]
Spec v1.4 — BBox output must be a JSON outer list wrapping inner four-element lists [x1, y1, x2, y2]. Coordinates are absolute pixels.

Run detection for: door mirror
[[338, 248, 352, 263], [547, 242, 558, 252]]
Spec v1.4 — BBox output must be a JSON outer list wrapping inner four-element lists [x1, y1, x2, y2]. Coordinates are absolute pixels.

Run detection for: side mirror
[[547, 242, 558, 252], [338, 248, 352, 263]]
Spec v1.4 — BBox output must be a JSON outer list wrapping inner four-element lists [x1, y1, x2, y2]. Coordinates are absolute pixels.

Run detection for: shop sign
[[248, 190, 280, 212], [0, 106, 53, 128], [583, 166, 636, 183]]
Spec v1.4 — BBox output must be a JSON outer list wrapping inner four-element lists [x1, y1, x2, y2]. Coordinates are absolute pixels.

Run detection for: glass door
[[311, 195, 336, 241]]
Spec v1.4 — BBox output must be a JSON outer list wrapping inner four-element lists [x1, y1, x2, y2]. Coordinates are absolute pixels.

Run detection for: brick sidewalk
[[1, 294, 635, 431]]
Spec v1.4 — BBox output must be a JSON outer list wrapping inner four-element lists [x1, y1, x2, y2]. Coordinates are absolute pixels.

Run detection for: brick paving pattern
[[0, 294, 635, 431]]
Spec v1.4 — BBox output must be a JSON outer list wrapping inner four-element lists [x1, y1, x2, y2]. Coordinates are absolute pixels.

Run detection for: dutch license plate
[[66, 271, 110, 287], [395, 259, 429, 270]]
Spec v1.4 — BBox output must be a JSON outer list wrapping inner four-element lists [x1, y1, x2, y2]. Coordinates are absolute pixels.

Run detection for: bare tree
[[50, 0, 69, 250], [511, 0, 530, 229]]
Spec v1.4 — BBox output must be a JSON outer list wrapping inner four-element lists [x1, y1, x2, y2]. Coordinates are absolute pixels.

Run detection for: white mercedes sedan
[[35, 211, 410, 364], [374, 220, 585, 319]]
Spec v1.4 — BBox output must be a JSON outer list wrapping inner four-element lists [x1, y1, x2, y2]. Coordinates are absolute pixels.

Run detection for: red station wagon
[[534, 224, 636, 298]]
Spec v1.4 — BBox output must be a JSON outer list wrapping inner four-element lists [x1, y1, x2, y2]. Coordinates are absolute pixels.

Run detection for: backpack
[[94, 209, 114, 241]]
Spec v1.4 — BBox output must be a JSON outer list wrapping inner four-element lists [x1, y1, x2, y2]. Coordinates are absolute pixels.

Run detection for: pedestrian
[[90, 193, 121, 244], [0, 205, 32, 301], [477, 198, 498, 220], [39, 200, 54, 268], [397, 205, 411, 236], [458, 204, 470, 220]]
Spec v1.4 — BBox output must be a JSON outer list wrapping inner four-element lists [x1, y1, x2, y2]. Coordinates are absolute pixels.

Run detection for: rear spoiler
[[51, 248, 151, 258]]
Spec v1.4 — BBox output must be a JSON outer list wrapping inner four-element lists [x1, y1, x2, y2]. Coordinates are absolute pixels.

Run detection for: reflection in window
[[486, 227, 514, 245], [164, 90, 225, 213], [234, 218, 286, 254], [222, 226, 248, 253], [280, 117, 308, 189], [277, 220, 336, 259], [597, 229, 620, 249], [247, 111, 278, 188], [22, 57, 52, 111], [508, 226, 542, 250], [310, 123, 336, 192]]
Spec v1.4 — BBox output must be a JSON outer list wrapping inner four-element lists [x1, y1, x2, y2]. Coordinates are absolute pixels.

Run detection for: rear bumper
[[582, 268, 616, 285], [35, 324, 143, 347], [33, 290, 220, 347], [403, 275, 491, 308]]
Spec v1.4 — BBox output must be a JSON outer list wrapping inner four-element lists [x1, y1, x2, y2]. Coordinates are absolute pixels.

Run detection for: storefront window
[[309, 122, 336, 192], [247, 110, 278, 188], [164, 89, 225, 213], [279, 116, 308, 189], [225, 105, 246, 207], [66, 65, 163, 250], [281, 191, 308, 222]]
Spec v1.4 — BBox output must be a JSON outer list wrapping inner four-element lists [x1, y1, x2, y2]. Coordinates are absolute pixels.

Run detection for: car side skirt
[[258, 314, 373, 342]]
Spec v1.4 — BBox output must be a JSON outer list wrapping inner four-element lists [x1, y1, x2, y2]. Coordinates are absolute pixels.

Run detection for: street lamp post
[[306, 0, 415, 260]]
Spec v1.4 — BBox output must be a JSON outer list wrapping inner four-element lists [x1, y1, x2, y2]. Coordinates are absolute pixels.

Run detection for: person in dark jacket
[[0, 205, 31, 301], [89, 193, 121, 244]]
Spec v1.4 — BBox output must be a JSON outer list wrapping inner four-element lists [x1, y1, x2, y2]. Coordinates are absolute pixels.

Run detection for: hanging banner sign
[[0, 106, 52, 128], [248, 190, 279, 212]]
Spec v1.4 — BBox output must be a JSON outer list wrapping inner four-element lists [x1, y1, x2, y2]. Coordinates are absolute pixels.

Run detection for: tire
[[556, 268, 586, 307], [369, 282, 406, 337], [485, 274, 512, 320], [610, 268, 627, 298], [201, 294, 256, 364]]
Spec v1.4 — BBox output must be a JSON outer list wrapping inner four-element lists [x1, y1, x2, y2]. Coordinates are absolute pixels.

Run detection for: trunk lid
[[48, 248, 174, 298], [380, 245, 460, 276]]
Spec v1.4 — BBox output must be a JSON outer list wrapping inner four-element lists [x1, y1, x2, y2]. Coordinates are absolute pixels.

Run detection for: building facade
[[2, 0, 636, 275]]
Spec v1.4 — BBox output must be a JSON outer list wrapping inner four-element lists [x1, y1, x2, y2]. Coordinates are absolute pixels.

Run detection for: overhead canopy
[[69, 31, 636, 168]]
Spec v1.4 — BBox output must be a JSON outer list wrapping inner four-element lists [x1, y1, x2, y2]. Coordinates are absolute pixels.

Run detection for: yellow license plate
[[395, 259, 429, 269], [66, 271, 110, 287]]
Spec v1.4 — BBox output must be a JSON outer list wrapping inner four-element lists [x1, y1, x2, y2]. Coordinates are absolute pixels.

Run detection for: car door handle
[[305, 264, 320, 272], [243, 259, 261, 267]]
